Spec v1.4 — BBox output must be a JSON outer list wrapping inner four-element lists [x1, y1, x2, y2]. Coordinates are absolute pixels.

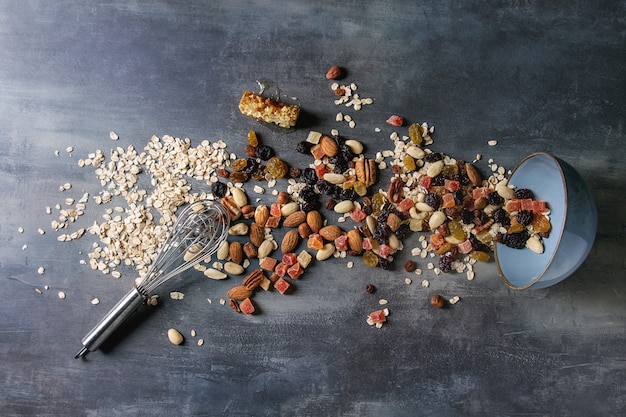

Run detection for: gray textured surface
[[1, 1, 625, 416]]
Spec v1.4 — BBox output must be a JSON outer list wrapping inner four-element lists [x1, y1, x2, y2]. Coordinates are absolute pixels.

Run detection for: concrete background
[[1, 1, 624, 416]]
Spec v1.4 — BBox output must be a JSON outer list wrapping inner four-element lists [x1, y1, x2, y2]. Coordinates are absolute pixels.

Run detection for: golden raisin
[[247, 130, 259, 147], [266, 157, 287, 178]]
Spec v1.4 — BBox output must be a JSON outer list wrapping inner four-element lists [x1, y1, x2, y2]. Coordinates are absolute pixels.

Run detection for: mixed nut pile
[[34, 65, 551, 332]]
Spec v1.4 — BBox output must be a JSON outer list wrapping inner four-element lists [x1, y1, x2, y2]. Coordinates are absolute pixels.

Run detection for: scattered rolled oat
[[488, 140, 498, 146], [37, 266, 45, 275], [58, 291, 66, 299], [91, 298, 100, 305], [109, 131, 119, 141], [197, 338, 204, 346], [169, 291, 185, 300]]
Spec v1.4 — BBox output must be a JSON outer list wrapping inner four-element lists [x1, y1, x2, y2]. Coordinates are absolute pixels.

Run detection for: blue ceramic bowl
[[495, 152, 597, 289]]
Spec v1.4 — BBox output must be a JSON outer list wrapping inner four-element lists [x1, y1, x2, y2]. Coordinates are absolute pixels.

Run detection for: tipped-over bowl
[[495, 152, 597, 290]]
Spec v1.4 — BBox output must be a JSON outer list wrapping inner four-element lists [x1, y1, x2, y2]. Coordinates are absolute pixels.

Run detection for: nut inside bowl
[[495, 152, 597, 290]]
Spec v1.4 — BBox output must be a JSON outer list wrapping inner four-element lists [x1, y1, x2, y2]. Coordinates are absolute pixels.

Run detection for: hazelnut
[[277, 191, 290, 205], [325, 65, 343, 80], [430, 294, 445, 309], [404, 260, 416, 273]]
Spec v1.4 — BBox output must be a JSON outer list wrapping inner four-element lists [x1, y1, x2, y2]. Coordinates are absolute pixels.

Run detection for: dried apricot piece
[[471, 251, 490, 262]]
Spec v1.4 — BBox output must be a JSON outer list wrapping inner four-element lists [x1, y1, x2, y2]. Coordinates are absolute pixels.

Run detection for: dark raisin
[[391, 165, 403, 174], [502, 230, 530, 249], [255, 145, 272, 161], [211, 181, 227, 198], [461, 209, 474, 225], [299, 186, 317, 202], [316, 180, 332, 195], [325, 199, 336, 210], [301, 168, 317, 185], [453, 189, 464, 205], [216, 168, 230, 179], [394, 223, 411, 239], [516, 210, 534, 226], [339, 144, 355, 161], [332, 159, 349, 174], [340, 188, 358, 202], [424, 193, 441, 209], [431, 174, 445, 186], [296, 141, 312, 154], [469, 235, 490, 252], [378, 257, 391, 270], [424, 152, 443, 163], [301, 200, 320, 212], [515, 188, 534, 199], [328, 184, 342, 199], [365, 284, 376, 294], [487, 191, 504, 206], [438, 255, 454, 273], [242, 158, 258, 174], [492, 208, 510, 226]]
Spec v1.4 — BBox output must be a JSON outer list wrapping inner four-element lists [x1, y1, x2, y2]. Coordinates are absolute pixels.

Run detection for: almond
[[227, 285, 253, 301], [320, 135, 338, 157], [319, 225, 343, 241], [283, 210, 306, 228], [254, 205, 269, 226], [306, 210, 323, 233], [229, 241, 243, 264], [298, 222, 312, 239], [249, 222, 265, 247], [280, 230, 300, 254], [346, 230, 363, 254], [465, 163, 482, 186]]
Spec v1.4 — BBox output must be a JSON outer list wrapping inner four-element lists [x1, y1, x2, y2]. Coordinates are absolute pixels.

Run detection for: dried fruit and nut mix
[[33, 67, 551, 330]]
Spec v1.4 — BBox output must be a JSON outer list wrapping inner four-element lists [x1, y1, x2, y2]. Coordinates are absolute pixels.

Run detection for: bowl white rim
[[495, 152, 568, 290]]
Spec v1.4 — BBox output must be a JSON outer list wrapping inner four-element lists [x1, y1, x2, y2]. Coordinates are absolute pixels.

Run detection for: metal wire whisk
[[75, 199, 229, 359]]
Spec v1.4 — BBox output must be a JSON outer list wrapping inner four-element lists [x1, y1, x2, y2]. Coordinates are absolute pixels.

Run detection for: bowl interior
[[495, 153, 567, 289]]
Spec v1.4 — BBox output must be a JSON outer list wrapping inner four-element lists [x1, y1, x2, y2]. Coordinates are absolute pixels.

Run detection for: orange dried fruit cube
[[307, 233, 324, 250], [429, 233, 445, 249], [239, 298, 255, 314], [274, 277, 290, 294], [442, 193, 456, 208]]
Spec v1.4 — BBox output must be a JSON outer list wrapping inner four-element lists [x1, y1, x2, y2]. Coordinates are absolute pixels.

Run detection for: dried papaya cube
[[270, 203, 283, 217], [532, 200, 548, 213], [310, 144, 326, 160], [368, 309, 387, 324], [239, 298, 255, 314], [350, 208, 367, 222], [444, 179, 460, 192], [506, 199, 521, 212], [334, 234, 349, 251], [429, 233, 445, 249], [265, 215, 281, 228], [287, 262, 303, 279], [282, 253, 297, 266], [314, 163, 326, 179], [521, 198, 534, 211], [398, 198, 414, 211], [442, 193, 456, 208], [274, 262, 288, 277], [260, 257, 278, 271], [273, 277, 290, 294]]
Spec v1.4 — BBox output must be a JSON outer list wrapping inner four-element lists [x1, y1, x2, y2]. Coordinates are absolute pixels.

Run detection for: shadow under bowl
[[495, 152, 597, 290]]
